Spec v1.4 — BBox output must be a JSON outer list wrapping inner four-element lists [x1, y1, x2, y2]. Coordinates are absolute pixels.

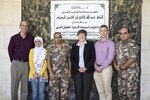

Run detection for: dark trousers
[[11, 60, 29, 100], [73, 72, 93, 100]]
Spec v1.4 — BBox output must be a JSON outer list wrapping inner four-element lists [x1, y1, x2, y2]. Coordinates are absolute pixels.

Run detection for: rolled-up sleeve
[[129, 42, 139, 61], [46, 46, 51, 59]]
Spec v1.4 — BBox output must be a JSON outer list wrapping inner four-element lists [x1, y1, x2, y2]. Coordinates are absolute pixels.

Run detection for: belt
[[96, 64, 111, 67], [14, 59, 28, 62], [96, 64, 101, 67]]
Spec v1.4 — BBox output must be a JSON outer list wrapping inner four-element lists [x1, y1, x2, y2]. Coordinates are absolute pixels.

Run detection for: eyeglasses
[[119, 32, 128, 35], [34, 41, 41, 43], [20, 25, 28, 27]]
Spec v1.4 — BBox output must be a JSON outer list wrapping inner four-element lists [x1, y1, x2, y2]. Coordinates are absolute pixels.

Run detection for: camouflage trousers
[[118, 67, 139, 100], [49, 77, 69, 100]]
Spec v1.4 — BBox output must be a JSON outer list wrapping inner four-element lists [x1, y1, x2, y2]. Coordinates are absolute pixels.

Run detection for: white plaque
[[51, 1, 109, 40]]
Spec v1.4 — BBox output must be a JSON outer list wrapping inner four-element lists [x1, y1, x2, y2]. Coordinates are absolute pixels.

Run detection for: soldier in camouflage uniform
[[113, 27, 139, 100], [47, 32, 71, 100]]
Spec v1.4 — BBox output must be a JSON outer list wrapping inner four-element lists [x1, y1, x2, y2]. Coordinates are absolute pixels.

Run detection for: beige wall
[[141, 0, 150, 100], [0, 0, 21, 99], [0, 0, 150, 99]]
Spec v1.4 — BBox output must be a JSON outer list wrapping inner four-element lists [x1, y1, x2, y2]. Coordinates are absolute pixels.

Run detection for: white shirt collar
[[76, 41, 87, 46]]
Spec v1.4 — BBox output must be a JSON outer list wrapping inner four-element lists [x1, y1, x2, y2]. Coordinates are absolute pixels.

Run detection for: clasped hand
[[78, 67, 87, 73]]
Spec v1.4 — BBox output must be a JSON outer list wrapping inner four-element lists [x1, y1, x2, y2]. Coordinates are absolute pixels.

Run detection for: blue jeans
[[31, 78, 45, 100]]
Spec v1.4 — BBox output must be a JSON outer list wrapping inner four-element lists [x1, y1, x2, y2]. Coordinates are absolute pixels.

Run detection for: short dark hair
[[20, 20, 28, 26], [77, 29, 87, 36], [120, 26, 130, 33], [54, 32, 62, 38], [100, 25, 109, 30]]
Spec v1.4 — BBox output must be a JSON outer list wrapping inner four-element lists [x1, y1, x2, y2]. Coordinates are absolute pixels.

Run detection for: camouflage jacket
[[47, 42, 70, 78], [115, 39, 139, 68]]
